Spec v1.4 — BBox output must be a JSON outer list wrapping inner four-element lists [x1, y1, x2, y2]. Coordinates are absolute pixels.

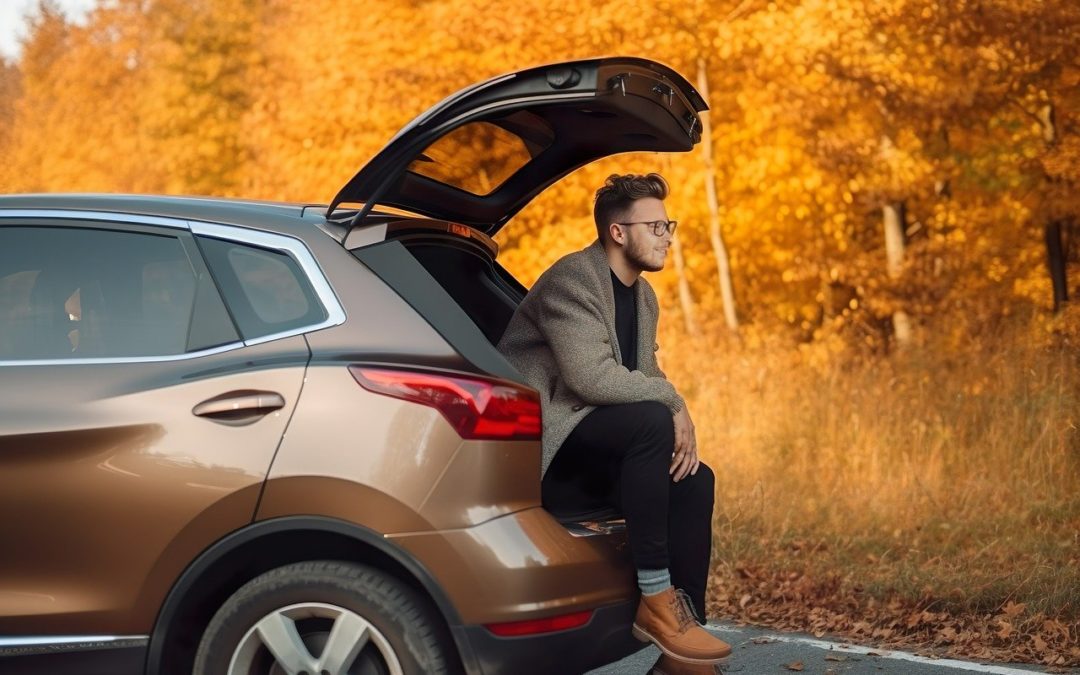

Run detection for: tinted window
[[406, 112, 554, 195], [0, 226, 239, 360], [197, 236, 326, 341]]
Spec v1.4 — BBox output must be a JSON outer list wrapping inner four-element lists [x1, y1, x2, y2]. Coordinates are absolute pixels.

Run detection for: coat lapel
[[633, 280, 656, 371], [584, 240, 623, 366]]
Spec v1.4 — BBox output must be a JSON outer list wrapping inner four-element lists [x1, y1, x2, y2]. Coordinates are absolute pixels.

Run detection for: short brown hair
[[593, 173, 669, 243]]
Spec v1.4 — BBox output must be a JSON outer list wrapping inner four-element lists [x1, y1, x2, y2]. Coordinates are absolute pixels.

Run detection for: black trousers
[[542, 401, 715, 622]]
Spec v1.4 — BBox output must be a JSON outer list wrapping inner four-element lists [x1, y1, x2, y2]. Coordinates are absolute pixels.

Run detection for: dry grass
[[666, 315, 1080, 665]]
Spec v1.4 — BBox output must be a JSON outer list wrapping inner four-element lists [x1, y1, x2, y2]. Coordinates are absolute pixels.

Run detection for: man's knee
[[608, 401, 674, 461], [629, 401, 675, 440], [626, 399, 673, 457], [675, 461, 715, 505], [694, 462, 715, 490]]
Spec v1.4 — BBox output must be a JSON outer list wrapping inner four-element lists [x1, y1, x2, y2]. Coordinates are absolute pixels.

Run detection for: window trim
[[191, 222, 345, 346], [0, 209, 347, 365]]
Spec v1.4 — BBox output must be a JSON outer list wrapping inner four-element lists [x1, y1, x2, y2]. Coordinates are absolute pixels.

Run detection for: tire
[[193, 561, 456, 675]]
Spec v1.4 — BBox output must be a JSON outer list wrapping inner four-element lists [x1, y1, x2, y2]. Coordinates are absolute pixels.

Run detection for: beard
[[625, 232, 665, 273]]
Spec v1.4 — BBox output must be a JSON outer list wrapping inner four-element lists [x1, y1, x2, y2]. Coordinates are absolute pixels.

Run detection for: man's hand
[[670, 405, 699, 482]]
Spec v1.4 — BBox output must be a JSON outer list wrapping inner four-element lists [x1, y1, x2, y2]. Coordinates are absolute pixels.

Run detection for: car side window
[[196, 236, 326, 341], [0, 225, 239, 360]]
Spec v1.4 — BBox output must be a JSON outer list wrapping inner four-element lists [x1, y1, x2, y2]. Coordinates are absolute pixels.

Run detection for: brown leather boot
[[632, 587, 732, 664], [649, 653, 723, 674]]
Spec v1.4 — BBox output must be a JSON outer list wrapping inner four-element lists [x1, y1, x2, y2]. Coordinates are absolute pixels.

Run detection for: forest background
[[1, 0, 1078, 668]]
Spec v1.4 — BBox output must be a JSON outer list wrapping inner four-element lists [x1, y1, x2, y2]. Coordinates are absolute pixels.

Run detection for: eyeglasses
[[616, 220, 678, 237]]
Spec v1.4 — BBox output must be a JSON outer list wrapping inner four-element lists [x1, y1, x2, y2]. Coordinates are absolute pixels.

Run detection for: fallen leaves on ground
[[707, 564, 1080, 667]]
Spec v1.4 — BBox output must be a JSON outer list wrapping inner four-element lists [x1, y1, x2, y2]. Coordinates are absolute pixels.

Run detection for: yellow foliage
[[0, 0, 1077, 349]]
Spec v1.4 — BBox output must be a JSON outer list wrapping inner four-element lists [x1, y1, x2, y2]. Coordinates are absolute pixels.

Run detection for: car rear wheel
[[194, 561, 455, 675]]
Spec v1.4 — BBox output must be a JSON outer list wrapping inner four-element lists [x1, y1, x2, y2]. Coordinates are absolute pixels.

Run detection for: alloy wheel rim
[[227, 601, 404, 675]]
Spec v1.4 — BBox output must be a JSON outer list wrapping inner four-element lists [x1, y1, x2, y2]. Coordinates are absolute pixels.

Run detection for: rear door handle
[[193, 390, 286, 426]]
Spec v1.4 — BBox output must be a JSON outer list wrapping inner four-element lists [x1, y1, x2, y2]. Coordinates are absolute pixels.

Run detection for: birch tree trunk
[[696, 58, 739, 331], [883, 200, 912, 346], [670, 232, 700, 335]]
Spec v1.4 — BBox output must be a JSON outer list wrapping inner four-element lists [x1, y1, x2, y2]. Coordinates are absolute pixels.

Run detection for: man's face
[[615, 197, 671, 273]]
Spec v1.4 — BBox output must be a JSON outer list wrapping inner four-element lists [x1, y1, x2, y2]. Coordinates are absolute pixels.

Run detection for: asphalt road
[[586, 621, 1065, 675]]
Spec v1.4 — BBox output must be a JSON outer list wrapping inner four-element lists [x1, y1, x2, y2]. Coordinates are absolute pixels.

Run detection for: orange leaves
[[936, 625, 958, 644], [996, 620, 1015, 640], [3, 0, 1078, 347], [1041, 618, 1072, 643], [905, 611, 930, 629], [710, 559, 1080, 667], [1002, 601, 1027, 618]]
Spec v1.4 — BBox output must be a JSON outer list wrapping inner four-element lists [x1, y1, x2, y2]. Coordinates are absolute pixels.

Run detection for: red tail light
[[484, 609, 594, 637], [349, 366, 541, 441]]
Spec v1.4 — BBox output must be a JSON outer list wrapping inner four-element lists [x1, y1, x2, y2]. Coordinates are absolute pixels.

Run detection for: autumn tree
[[1033, 66, 1080, 312], [0, 59, 22, 190], [4, 0, 1077, 347], [694, 0, 1080, 346], [3, 0, 75, 192], [3, 0, 169, 193], [134, 0, 265, 196]]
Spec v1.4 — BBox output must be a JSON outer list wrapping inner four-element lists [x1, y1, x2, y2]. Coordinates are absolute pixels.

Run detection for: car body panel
[[258, 364, 463, 529], [297, 239, 476, 373], [348, 240, 522, 380], [254, 476, 434, 534], [258, 364, 539, 532], [418, 437, 541, 526], [0, 337, 308, 634]]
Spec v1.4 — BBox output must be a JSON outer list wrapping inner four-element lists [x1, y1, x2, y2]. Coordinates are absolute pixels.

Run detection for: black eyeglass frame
[[615, 220, 678, 237]]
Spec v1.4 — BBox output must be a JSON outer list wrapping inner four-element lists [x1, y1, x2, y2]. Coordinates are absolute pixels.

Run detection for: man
[[497, 174, 731, 674]]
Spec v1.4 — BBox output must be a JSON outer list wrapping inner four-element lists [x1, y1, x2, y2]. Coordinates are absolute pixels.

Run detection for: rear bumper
[[455, 598, 646, 675], [388, 507, 637, 625], [387, 506, 640, 673]]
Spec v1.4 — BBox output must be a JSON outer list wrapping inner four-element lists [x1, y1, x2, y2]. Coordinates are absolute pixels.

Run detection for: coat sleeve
[[534, 274, 683, 413], [643, 342, 668, 380]]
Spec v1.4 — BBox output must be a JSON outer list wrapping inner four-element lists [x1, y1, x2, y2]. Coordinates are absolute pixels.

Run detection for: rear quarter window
[[197, 236, 326, 341]]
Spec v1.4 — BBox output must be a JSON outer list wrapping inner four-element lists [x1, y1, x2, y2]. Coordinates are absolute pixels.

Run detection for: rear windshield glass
[[406, 111, 554, 196]]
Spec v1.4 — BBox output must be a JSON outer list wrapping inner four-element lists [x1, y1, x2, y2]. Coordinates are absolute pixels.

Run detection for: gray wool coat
[[496, 239, 685, 477]]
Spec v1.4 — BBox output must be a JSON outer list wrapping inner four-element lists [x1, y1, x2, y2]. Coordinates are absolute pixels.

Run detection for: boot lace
[[670, 589, 699, 633]]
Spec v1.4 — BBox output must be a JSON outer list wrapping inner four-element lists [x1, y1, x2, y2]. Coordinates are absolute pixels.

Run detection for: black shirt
[[610, 269, 638, 371]]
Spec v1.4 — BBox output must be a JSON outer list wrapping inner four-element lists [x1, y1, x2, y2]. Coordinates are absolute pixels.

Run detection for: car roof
[[0, 193, 322, 234]]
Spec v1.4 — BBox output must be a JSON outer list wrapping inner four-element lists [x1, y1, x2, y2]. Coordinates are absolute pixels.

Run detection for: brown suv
[[0, 57, 706, 675]]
